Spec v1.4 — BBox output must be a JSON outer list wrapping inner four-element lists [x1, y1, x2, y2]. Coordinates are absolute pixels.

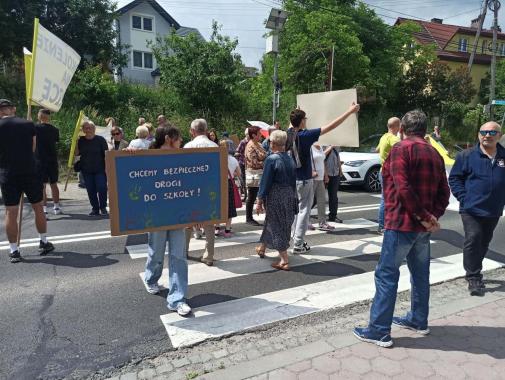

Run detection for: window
[[133, 51, 143, 68], [132, 15, 153, 32], [144, 53, 153, 69], [500, 43, 505, 56], [132, 15, 142, 30], [143, 17, 152, 31], [482, 40, 488, 54], [458, 38, 468, 52], [132, 51, 154, 69]]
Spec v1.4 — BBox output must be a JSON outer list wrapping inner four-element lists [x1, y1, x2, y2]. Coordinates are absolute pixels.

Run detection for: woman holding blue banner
[[143, 125, 191, 316]]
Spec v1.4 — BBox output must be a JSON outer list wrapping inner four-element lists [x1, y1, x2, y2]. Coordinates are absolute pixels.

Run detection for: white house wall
[[119, 1, 174, 84]]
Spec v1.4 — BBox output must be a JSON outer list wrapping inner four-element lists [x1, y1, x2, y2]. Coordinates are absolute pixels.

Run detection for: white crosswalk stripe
[[126, 218, 378, 259], [139, 235, 385, 289], [159, 253, 503, 348]]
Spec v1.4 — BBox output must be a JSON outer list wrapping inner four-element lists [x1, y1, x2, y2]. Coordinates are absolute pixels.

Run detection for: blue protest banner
[[106, 147, 228, 236]]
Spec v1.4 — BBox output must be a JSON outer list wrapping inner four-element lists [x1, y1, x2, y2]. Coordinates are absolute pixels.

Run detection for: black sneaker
[[39, 241, 55, 256], [478, 279, 486, 289], [334, 217, 343, 224], [9, 250, 22, 263], [246, 219, 261, 226], [100, 208, 109, 216], [89, 210, 99, 216], [468, 279, 484, 296]]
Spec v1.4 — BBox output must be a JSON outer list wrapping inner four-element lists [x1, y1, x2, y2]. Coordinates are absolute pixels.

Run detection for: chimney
[[471, 17, 480, 29], [431, 18, 443, 24]]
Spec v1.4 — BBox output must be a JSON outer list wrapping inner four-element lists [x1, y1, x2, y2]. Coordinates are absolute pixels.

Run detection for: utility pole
[[272, 53, 279, 124], [489, 0, 500, 119], [329, 45, 334, 91], [468, 0, 488, 72]]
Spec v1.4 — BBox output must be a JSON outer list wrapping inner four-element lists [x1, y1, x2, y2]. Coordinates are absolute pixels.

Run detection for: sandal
[[271, 262, 290, 271], [255, 246, 265, 258]]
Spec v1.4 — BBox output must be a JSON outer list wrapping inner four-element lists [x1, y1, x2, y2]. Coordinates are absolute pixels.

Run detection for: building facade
[[117, 0, 203, 85], [396, 17, 505, 105]]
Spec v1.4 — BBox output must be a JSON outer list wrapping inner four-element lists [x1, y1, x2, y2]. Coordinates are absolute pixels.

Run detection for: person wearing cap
[[0, 100, 55, 262], [36, 109, 61, 216]]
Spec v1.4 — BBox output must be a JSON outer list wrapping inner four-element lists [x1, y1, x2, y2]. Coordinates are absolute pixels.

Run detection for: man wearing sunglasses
[[449, 122, 505, 296]]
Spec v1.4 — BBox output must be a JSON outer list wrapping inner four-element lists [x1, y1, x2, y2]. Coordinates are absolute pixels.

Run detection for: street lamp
[[265, 8, 287, 125]]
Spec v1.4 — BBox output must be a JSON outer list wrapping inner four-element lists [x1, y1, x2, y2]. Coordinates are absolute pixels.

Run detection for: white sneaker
[[169, 302, 192, 316], [53, 207, 62, 215], [145, 282, 160, 295]]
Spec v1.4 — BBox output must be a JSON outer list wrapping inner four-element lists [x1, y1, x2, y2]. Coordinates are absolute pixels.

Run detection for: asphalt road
[[0, 185, 504, 380]]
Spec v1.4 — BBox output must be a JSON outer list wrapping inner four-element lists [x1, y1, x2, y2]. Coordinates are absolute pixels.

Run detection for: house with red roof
[[395, 17, 505, 104]]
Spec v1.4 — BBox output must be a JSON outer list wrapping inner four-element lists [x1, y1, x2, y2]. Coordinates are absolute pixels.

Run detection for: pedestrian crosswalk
[[123, 203, 504, 349]]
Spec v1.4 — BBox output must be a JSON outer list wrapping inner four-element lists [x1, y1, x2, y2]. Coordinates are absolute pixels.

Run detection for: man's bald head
[[481, 121, 501, 132], [478, 121, 502, 149], [387, 117, 401, 134]]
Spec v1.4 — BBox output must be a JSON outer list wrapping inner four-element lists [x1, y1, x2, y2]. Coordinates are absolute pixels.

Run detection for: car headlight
[[344, 160, 366, 167]]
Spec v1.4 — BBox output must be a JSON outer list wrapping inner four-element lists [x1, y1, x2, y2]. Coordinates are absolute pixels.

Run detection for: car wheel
[[364, 167, 381, 193]]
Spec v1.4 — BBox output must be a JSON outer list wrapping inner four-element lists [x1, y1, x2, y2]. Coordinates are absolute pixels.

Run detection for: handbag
[[229, 171, 242, 208], [245, 168, 263, 187]]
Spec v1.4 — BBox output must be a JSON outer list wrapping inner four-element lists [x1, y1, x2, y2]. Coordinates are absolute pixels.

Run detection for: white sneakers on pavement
[[145, 282, 160, 295], [169, 302, 192, 316]]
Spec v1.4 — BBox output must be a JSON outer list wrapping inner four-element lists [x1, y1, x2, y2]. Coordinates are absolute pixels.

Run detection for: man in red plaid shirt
[[354, 110, 450, 347]]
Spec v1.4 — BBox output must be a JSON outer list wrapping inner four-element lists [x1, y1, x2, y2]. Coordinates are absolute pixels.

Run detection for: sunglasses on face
[[479, 130, 499, 136]]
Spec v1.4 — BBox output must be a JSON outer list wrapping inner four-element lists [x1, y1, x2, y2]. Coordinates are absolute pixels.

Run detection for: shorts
[[40, 162, 59, 184], [0, 177, 43, 206]]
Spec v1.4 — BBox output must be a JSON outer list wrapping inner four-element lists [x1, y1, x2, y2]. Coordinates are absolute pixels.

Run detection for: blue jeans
[[82, 171, 108, 211], [145, 229, 188, 309], [378, 172, 384, 229], [369, 230, 431, 334]]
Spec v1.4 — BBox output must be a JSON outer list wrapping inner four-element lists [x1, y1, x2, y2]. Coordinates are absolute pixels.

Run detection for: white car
[[338, 134, 382, 192]]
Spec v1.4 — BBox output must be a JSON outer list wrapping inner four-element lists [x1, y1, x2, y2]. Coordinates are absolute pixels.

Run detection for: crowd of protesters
[[1, 97, 504, 327]]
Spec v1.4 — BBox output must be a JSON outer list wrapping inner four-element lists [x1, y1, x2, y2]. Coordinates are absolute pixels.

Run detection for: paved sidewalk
[[203, 287, 505, 380]]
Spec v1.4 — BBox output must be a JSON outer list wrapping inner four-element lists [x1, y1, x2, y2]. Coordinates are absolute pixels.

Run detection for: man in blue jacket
[[449, 121, 505, 296]]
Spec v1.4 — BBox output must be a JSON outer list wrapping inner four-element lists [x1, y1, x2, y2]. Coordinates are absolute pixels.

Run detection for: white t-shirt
[[184, 134, 218, 148], [228, 155, 239, 175], [311, 145, 326, 180], [128, 138, 151, 150]]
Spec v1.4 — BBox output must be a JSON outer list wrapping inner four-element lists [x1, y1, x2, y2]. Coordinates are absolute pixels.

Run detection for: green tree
[[151, 22, 246, 120], [0, 0, 126, 68]]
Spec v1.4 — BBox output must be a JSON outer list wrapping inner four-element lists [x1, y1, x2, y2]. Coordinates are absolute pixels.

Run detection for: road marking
[[139, 235, 386, 289], [159, 253, 503, 348], [127, 218, 379, 259], [0, 230, 111, 247]]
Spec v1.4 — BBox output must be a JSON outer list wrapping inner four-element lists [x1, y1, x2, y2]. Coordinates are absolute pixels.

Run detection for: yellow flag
[[68, 110, 85, 168], [28, 18, 81, 112], [428, 135, 455, 166], [23, 48, 33, 106]]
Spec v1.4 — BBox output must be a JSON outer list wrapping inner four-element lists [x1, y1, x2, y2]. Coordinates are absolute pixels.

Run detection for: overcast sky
[[115, 0, 503, 68]]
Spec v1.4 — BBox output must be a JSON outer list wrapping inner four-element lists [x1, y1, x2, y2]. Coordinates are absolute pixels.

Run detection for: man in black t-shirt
[[0, 99, 54, 263], [36, 109, 61, 215]]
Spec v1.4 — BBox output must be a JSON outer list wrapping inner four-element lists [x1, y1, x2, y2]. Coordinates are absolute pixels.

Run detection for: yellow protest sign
[[26, 18, 81, 112], [68, 110, 85, 168]]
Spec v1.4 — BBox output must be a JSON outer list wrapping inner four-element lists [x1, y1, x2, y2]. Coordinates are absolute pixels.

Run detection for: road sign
[[106, 147, 228, 236], [491, 100, 505, 105]]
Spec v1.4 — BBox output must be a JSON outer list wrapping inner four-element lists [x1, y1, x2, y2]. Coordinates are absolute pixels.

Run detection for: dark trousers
[[240, 163, 246, 199], [461, 213, 500, 280], [327, 175, 340, 220], [246, 186, 259, 221], [83, 172, 108, 211]]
